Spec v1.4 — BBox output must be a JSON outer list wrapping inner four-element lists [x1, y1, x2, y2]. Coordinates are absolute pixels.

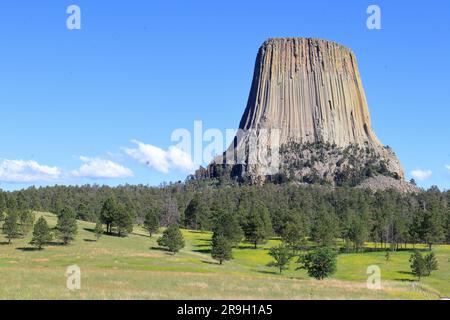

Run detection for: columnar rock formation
[[198, 38, 404, 186]]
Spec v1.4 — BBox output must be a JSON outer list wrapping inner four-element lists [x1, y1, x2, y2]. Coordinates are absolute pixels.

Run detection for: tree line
[[1, 182, 449, 252], [1, 181, 446, 281]]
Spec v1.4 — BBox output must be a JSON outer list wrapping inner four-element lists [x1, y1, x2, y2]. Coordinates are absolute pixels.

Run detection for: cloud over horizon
[[71, 156, 133, 179], [123, 140, 196, 174], [410, 169, 433, 181], [0, 159, 61, 183]]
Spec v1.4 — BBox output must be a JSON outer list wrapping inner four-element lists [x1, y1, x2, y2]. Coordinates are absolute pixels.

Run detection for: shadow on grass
[[394, 278, 415, 282], [237, 244, 271, 251], [150, 246, 167, 251], [193, 248, 211, 254], [16, 247, 41, 252], [201, 260, 220, 265], [84, 239, 97, 242], [83, 227, 132, 238], [0, 241, 11, 245], [47, 241, 66, 246]]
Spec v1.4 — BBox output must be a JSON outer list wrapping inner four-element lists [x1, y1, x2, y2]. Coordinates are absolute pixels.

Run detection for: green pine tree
[[115, 204, 134, 237], [212, 209, 243, 247], [157, 224, 185, 254], [211, 233, 233, 265], [19, 210, 35, 238], [311, 206, 339, 247], [144, 208, 160, 237], [421, 208, 445, 250], [243, 203, 272, 249], [423, 252, 439, 276], [184, 194, 210, 231], [56, 207, 78, 245], [2, 211, 19, 244], [281, 221, 306, 254], [30, 216, 53, 250], [94, 220, 103, 240], [100, 196, 118, 234], [409, 250, 427, 280]]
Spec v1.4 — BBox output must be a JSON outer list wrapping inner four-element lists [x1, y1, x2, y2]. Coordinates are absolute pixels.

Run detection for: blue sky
[[0, 0, 449, 191]]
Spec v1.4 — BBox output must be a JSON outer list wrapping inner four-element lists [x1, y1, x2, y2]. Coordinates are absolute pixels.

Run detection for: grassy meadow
[[0, 212, 448, 300]]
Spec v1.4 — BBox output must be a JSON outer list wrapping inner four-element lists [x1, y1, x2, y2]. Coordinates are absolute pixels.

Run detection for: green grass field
[[0, 212, 448, 300]]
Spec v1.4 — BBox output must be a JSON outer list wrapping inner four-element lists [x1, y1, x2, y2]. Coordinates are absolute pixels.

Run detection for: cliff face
[[200, 38, 404, 186], [241, 38, 380, 148]]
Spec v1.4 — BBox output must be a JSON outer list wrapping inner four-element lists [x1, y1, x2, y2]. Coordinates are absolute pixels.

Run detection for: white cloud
[[0, 159, 61, 183], [167, 146, 197, 172], [411, 169, 432, 181], [446, 165, 450, 171], [124, 140, 196, 174], [71, 156, 133, 179]]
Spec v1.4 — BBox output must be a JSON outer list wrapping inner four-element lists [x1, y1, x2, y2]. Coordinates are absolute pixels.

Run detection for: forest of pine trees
[[0, 180, 448, 251]]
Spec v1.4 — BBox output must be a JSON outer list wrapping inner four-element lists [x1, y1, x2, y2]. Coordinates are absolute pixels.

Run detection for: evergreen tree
[[267, 244, 293, 274], [184, 194, 210, 231], [94, 220, 103, 240], [342, 208, 369, 252], [56, 207, 78, 245], [19, 210, 35, 238], [16, 192, 28, 212], [297, 247, 337, 280], [76, 202, 92, 221], [30, 191, 42, 211], [0, 193, 6, 219], [51, 197, 64, 217], [409, 212, 423, 248], [115, 204, 134, 237], [423, 252, 438, 276], [100, 197, 118, 234], [143, 208, 160, 237], [30, 216, 53, 250], [2, 211, 19, 244], [446, 208, 450, 244], [212, 209, 243, 247], [157, 224, 185, 254], [243, 203, 272, 249], [311, 206, 339, 247], [6, 197, 17, 213], [409, 251, 427, 280], [281, 221, 306, 254], [421, 208, 445, 250], [211, 233, 233, 264]]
